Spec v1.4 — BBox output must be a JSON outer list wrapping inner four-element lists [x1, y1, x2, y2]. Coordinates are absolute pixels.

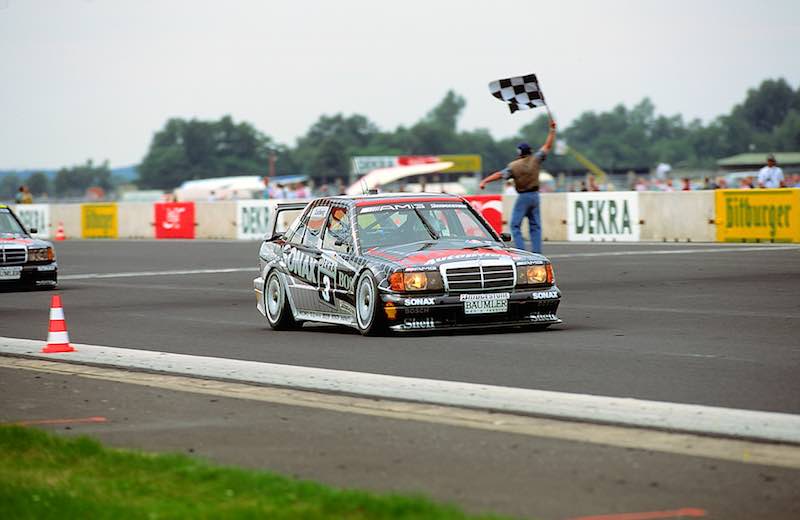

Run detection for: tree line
[[3, 78, 797, 198], [0, 160, 112, 201], [138, 77, 798, 189]]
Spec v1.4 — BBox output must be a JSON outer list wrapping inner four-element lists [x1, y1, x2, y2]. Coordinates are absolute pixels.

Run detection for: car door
[[319, 204, 358, 315], [281, 202, 330, 313]]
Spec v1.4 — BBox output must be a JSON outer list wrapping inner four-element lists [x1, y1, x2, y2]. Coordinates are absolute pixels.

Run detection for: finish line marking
[[60, 267, 254, 280], [1, 355, 799, 471]]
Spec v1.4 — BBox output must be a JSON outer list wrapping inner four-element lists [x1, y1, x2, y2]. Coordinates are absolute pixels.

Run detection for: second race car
[[0, 204, 58, 289]]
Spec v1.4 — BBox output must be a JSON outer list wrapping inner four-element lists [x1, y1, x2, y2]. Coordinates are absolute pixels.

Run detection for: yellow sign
[[716, 189, 800, 243], [438, 154, 482, 173], [82, 203, 118, 239]]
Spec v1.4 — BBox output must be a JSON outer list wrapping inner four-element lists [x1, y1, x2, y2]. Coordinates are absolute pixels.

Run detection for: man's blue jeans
[[510, 191, 542, 253]]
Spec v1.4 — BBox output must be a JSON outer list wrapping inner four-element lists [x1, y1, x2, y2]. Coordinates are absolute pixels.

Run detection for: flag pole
[[540, 76, 553, 122]]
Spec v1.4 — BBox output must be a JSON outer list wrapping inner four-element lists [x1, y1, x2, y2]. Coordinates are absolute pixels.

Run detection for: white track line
[[2, 336, 799, 444], [549, 245, 800, 258], [60, 267, 254, 280]]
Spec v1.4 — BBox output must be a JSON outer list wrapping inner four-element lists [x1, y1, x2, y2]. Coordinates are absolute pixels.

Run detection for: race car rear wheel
[[355, 271, 385, 336], [265, 271, 298, 330]]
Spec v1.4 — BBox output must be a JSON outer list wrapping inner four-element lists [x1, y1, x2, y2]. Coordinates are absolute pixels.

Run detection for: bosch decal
[[337, 270, 355, 292]]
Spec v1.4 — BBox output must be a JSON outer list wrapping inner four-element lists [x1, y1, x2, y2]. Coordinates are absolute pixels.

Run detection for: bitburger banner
[[567, 191, 640, 241], [715, 189, 799, 243]]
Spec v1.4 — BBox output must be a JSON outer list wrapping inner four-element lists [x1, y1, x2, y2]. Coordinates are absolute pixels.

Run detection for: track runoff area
[[2, 239, 799, 517]]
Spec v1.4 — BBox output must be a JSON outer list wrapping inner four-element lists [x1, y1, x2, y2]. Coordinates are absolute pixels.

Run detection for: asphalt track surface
[[2, 240, 800, 518], [2, 240, 799, 413], [3, 365, 799, 520]]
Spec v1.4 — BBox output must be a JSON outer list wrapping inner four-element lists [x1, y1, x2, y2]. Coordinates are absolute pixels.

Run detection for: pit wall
[[501, 189, 798, 243], [13, 189, 800, 243]]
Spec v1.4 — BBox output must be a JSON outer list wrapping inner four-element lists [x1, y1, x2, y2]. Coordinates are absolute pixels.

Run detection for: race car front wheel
[[355, 271, 385, 336], [265, 271, 298, 330]]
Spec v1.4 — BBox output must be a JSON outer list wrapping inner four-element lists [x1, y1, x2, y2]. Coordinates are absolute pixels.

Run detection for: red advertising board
[[154, 202, 195, 239], [396, 155, 439, 166], [464, 195, 503, 233]]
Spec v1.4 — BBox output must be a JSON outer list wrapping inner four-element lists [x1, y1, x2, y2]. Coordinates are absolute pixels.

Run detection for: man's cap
[[517, 142, 532, 153], [767, 154, 777, 163]]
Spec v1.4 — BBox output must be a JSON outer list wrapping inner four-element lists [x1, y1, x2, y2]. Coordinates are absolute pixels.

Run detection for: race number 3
[[318, 269, 337, 308], [321, 274, 332, 302]]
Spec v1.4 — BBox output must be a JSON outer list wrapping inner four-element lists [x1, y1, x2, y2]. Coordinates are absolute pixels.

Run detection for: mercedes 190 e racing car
[[254, 193, 561, 335], [0, 204, 58, 289]]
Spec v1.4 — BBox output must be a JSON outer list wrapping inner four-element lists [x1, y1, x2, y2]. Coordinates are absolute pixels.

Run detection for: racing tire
[[354, 271, 386, 336], [264, 271, 299, 331]]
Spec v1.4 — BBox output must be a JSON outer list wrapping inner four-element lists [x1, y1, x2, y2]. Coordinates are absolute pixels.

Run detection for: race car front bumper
[[0, 263, 58, 287], [381, 287, 561, 332]]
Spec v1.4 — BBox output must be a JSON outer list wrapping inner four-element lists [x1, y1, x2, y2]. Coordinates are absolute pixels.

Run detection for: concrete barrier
[[49, 204, 82, 240], [118, 202, 155, 239], [639, 191, 716, 242], [194, 201, 237, 239], [501, 193, 567, 242], [31, 192, 797, 243]]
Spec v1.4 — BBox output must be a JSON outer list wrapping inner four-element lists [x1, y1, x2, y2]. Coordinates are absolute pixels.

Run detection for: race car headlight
[[28, 247, 54, 262], [389, 271, 444, 292], [517, 264, 553, 286]]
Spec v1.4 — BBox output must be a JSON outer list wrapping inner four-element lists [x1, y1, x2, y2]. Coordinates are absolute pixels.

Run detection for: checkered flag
[[489, 73, 546, 114]]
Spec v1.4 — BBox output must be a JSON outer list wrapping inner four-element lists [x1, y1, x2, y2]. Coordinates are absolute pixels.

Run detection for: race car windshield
[[0, 209, 27, 237], [356, 203, 496, 249]]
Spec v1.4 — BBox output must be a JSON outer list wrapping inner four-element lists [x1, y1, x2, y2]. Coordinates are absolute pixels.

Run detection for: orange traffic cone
[[42, 295, 75, 353], [54, 222, 66, 241]]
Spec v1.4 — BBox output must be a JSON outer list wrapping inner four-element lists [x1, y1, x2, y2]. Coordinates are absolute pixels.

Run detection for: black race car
[[0, 204, 58, 289], [254, 194, 560, 335]]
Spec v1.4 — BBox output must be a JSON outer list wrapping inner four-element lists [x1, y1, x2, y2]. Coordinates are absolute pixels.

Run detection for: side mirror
[[334, 238, 352, 251], [29, 228, 38, 234], [500, 232, 512, 242]]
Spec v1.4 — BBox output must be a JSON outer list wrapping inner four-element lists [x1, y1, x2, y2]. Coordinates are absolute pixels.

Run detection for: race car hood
[[0, 235, 52, 248], [362, 238, 548, 268]]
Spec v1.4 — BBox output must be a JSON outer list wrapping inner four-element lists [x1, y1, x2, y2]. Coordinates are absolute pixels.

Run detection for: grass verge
[[0, 425, 511, 519]]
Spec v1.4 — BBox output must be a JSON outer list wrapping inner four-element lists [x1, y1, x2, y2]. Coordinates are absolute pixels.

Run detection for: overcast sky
[[1, 0, 797, 169]]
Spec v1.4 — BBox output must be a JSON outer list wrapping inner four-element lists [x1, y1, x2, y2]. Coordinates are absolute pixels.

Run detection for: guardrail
[[12, 189, 800, 243]]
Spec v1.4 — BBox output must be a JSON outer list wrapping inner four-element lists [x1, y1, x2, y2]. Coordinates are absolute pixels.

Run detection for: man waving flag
[[489, 73, 546, 113]]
